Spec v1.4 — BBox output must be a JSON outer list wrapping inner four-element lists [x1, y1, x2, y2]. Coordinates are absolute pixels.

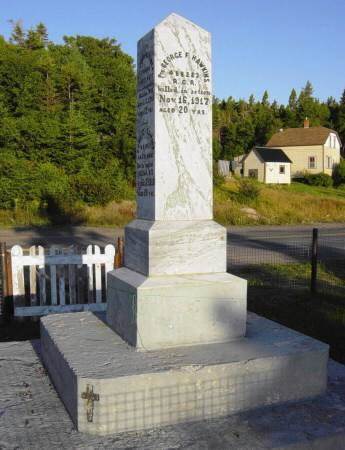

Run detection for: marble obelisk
[[41, 15, 328, 437], [107, 13, 247, 349]]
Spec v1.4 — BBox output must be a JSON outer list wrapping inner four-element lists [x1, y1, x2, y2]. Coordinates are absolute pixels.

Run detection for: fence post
[[114, 237, 124, 269], [11, 246, 25, 319], [310, 228, 318, 294], [0, 243, 6, 320], [0, 243, 14, 318], [6, 246, 13, 301]]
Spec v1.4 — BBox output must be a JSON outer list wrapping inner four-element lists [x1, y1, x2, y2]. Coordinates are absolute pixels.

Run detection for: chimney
[[304, 117, 310, 128]]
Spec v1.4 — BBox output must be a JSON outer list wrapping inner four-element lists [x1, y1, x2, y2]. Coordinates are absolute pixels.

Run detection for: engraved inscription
[[157, 51, 211, 116], [137, 51, 154, 120], [136, 127, 154, 198], [137, 40, 155, 200]]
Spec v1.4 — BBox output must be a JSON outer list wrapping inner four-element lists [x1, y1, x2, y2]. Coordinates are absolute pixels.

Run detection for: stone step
[[41, 311, 328, 436]]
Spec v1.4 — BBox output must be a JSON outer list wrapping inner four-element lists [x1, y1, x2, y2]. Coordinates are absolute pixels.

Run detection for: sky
[[1, 0, 344, 104]]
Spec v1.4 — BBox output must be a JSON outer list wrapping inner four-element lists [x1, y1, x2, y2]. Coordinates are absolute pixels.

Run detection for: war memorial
[[41, 14, 329, 437]]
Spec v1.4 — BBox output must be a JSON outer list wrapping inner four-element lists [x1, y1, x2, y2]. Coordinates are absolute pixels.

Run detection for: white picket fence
[[11, 244, 115, 317]]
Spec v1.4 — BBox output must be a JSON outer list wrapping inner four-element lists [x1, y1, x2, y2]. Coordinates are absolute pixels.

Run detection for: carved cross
[[81, 384, 100, 423]]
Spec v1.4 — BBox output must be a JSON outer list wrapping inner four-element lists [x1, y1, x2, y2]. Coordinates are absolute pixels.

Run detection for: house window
[[326, 156, 332, 169], [279, 165, 285, 174], [330, 134, 337, 148], [248, 169, 258, 179], [308, 156, 316, 169]]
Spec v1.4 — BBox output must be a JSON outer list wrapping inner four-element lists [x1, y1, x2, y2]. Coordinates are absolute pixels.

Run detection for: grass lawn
[[0, 179, 345, 227], [214, 179, 345, 226], [0, 200, 135, 228], [249, 287, 345, 364], [287, 182, 345, 200], [240, 261, 345, 363], [239, 262, 345, 291]]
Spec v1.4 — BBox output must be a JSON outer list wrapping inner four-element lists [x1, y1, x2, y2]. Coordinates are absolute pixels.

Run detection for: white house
[[266, 120, 342, 178], [243, 147, 292, 184]]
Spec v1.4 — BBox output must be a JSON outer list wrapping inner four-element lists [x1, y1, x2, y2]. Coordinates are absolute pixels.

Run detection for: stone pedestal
[[124, 219, 226, 276], [41, 312, 329, 436], [107, 268, 246, 350]]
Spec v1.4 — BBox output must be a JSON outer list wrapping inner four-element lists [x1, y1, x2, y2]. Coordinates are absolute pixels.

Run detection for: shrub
[[0, 178, 17, 209], [0, 152, 41, 207], [71, 159, 134, 206], [213, 172, 225, 188], [99, 161, 135, 201], [333, 160, 345, 187], [72, 175, 114, 206], [305, 173, 333, 187], [238, 179, 260, 202], [35, 163, 77, 222]]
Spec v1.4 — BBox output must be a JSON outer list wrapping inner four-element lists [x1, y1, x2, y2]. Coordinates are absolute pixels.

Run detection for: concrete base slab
[[2, 339, 344, 449], [41, 312, 329, 436], [107, 268, 247, 349]]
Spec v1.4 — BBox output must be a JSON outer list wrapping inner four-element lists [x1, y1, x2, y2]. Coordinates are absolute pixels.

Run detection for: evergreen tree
[[0, 21, 136, 211], [288, 89, 297, 110], [261, 90, 269, 105], [335, 90, 345, 147], [297, 81, 330, 126], [9, 20, 25, 46], [302, 80, 313, 97], [340, 89, 345, 106], [36, 23, 49, 47]]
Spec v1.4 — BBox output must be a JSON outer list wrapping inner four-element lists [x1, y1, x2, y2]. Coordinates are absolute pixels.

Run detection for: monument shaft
[[137, 14, 212, 220], [107, 14, 247, 349]]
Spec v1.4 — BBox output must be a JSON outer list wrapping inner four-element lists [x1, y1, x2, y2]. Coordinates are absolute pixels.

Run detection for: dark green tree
[[340, 89, 345, 106], [288, 88, 297, 110], [261, 90, 269, 106], [9, 20, 25, 46], [0, 21, 137, 213]]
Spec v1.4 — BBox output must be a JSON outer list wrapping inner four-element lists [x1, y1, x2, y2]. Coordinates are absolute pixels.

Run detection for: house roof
[[254, 147, 292, 163], [266, 126, 341, 147]]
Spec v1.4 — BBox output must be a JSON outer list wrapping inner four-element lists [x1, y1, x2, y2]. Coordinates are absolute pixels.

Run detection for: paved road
[[227, 223, 345, 266], [228, 222, 345, 243], [0, 223, 343, 247], [0, 226, 123, 248], [0, 223, 344, 265]]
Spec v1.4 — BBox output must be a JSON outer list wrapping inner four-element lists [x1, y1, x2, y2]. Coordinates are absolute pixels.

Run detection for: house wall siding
[[243, 151, 264, 181], [265, 162, 291, 184], [324, 133, 341, 151], [275, 137, 340, 177], [324, 152, 341, 177], [274, 145, 324, 177]]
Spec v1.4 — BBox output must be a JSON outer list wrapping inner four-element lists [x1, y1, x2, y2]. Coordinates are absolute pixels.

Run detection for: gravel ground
[[1, 340, 345, 450]]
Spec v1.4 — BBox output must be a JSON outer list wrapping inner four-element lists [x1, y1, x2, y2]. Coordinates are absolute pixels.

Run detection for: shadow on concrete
[[6, 225, 122, 248], [228, 230, 344, 267], [247, 285, 345, 364]]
